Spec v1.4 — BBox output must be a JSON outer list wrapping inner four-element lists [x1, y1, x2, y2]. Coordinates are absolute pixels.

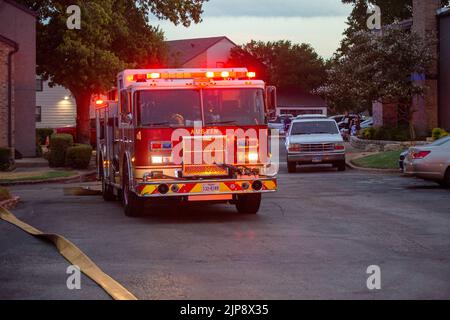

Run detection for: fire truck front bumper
[[133, 178, 277, 199]]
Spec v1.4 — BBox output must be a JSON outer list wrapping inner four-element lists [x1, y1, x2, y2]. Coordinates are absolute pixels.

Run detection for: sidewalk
[[15, 157, 48, 168]]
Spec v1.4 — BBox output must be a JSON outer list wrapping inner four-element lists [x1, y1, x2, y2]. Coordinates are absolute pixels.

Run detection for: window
[[36, 106, 42, 122], [203, 88, 265, 126], [36, 79, 43, 92], [137, 90, 201, 127], [290, 121, 340, 135], [120, 90, 130, 123]]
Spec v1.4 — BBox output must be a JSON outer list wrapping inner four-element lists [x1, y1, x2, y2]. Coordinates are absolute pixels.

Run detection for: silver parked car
[[285, 117, 346, 173], [403, 136, 450, 187]]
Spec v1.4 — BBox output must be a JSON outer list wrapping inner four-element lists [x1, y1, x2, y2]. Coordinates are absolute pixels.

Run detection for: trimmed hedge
[[65, 144, 93, 169], [361, 126, 411, 142], [48, 134, 74, 167], [432, 128, 449, 141], [0, 148, 13, 171], [36, 128, 54, 145]]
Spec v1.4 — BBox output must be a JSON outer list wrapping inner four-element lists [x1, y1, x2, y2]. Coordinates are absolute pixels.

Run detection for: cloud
[[202, 0, 352, 17]]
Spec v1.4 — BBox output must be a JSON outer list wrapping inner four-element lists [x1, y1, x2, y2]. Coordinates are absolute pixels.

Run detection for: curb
[[0, 170, 96, 186], [0, 196, 20, 209], [346, 154, 400, 174]]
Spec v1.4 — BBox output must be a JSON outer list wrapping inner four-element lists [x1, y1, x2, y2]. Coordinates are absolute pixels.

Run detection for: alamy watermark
[[66, 265, 81, 290], [66, 5, 81, 30], [367, 4, 381, 30], [366, 265, 381, 290]]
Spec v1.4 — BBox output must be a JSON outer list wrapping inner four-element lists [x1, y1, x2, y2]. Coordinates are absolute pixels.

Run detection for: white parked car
[[360, 117, 374, 129], [268, 114, 293, 134], [403, 136, 450, 187], [285, 118, 346, 173]]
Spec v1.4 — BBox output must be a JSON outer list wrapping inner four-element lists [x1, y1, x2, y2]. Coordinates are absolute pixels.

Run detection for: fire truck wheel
[[122, 166, 143, 217], [287, 161, 297, 173], [235, 193, 261, 214], [102, 177, 116, 201]]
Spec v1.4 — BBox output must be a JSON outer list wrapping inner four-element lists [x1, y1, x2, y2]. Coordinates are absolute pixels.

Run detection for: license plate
[[202, 183, 220, 193], [312, 156, 323, 163]]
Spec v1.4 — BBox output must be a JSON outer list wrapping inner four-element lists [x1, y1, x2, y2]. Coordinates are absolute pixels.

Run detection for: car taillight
[[411, 151, 431, 159], [334, 144, 345, 151]]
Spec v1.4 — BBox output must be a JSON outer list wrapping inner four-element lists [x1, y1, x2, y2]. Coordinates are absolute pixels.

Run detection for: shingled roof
[[166, 36, 236, 67]]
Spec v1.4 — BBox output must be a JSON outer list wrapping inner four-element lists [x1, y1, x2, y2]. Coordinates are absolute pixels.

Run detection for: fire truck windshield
[[203, 88, 265, 126], [137, 90, 202, 127], [136, 88, 265, 127]]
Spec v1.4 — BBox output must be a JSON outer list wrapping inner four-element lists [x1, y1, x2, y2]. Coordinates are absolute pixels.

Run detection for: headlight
[[248, 152, 259, 162], [151, 156, 163, 164]]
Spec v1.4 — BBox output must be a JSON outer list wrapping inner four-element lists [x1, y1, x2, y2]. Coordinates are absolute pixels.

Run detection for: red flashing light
[[133, 74, 147, 81], [247, 72, 256, 78], [221, 71, 230, 78], [151, 143, 162, 150], [412, 150, 431, 159], [205, 71, 215, 78], [95, 99, 104, 106]]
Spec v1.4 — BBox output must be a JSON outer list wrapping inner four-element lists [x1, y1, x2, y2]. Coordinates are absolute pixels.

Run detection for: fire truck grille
[[183, 165, 228, 177], [182, 135, 228, 177], [299, 143, 335, 152]]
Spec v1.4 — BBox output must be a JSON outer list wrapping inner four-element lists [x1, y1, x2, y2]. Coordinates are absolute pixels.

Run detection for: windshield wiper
[[206, 121, 237, 125], [146, 122, 169, 126]]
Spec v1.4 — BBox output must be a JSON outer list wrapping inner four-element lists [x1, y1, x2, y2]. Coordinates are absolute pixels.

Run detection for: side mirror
[[265, 86, 277, 113]]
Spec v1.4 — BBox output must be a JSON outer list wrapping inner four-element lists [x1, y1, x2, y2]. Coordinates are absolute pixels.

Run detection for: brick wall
[[412, 0, 440, 136], [0, 41, 14, 149]]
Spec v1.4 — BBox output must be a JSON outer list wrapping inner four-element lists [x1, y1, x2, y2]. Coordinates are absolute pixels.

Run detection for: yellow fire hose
[[0, 206, 137, 300]]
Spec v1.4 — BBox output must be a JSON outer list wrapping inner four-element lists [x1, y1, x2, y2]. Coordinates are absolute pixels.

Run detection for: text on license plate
[[312, 156, 323, 163], [202, 183, 220, 193]]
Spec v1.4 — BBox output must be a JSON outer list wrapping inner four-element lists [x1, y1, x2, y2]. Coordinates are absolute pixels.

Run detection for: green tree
[[319, 28, 433, 138], [339, 0, 449, 53], [228, 40, 327, 92], [18, 0, 208, 143]]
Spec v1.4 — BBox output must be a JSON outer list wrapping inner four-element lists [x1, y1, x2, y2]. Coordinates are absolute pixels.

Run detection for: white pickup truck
[[285, 116, 346, 173]]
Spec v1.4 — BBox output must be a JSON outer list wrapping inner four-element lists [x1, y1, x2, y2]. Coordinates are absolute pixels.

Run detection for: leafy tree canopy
[[17, 0, 208, 143], [319, 28, 433, 117], [228, 40, 327, 92], [339, 0, 448, 54]]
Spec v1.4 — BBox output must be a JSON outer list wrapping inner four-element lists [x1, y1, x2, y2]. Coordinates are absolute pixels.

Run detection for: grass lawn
[[0, 170, 77, 184], [352, 151, 402, 170]]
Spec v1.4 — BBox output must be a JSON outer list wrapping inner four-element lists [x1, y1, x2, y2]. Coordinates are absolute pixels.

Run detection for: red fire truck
[[95, 68, 278, 217]]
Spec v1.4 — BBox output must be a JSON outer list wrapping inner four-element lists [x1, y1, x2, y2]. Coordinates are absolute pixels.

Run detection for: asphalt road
[[1, 163, 450, 300]]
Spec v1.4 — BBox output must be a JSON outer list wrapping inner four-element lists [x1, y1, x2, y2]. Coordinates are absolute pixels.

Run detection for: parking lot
[[1, 161, 450, 300]]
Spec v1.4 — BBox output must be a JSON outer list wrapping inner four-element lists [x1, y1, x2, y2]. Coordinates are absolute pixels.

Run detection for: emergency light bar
[[121, 68, 256, 87]]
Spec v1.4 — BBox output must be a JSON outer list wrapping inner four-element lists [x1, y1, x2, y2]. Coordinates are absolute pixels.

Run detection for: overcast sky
[[153, 0, 353, 58]]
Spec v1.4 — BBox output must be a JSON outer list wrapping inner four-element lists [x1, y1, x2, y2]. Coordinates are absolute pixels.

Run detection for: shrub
[[36, 128, 54, 145], [362, 127, 376, 140], [65, 144, 93, 169], [48, 134, 73, 167], [360, 126, 411, 141], [432, 128, 449, 141], [0, 148, 13, 171], [0, 187, 11, 201]]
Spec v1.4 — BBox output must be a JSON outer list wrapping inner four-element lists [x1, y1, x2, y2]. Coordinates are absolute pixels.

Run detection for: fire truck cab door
[[118, 90, 134, 181]]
